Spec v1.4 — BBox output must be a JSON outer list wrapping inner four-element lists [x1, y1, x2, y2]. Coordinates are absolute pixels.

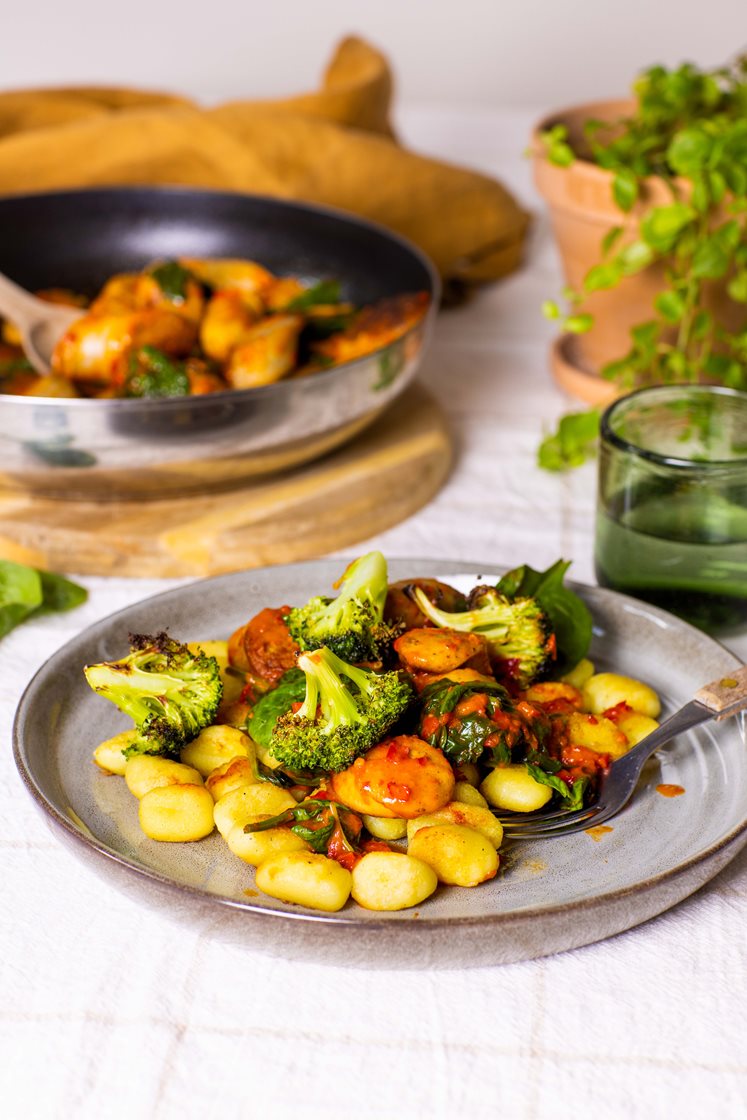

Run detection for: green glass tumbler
[[595, 385, 747, 634]]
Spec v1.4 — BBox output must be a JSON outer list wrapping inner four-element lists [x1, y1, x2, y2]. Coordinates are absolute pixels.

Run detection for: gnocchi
[[582, 673, 661, 719], [93, 730, 139, 775], [408, 824, 499, 887], [125, 755, 203, 799], [139, 783, 216, 842], [180, 724, 254, 776], [351, 852, 438, 910], [480, 765, 553, 813], [406, 801, 504, 849], [255, 852, 352, 912], [225, 819, 310, 866]]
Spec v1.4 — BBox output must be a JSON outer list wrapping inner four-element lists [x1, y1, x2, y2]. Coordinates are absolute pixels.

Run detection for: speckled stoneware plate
[[13, 559, 747, 969]]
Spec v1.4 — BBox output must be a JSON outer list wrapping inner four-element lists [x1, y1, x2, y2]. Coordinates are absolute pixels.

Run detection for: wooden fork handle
[[694, 665, 747, 719]]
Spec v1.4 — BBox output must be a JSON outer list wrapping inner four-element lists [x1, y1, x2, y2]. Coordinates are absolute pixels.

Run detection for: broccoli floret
[[411, 585, 553, 689], [269, 645, 414, 773], [84, 631, 222, 757], [287, 550, 401, 663]]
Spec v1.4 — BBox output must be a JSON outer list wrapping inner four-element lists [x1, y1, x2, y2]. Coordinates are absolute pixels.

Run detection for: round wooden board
[[0, 383, 451, 578]]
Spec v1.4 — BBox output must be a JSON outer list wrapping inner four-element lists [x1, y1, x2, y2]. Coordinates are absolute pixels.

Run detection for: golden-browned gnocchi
[[361, 815, 408, 841], [350, 852, 438, 910], [406, 801, 504, 849], [205, 756, 256, 802], [452, 781, 489, 808], [582, 673, 661, 719], [564, 711, 629, 759], [125, 755, 203, 799], [408, 824, 499, 887], [138, 783, 215, 842], [480, 764, 553, 813], [330, 736, 455, 820], [225, 819, 310, 865], [180, 724, 253, 777], [255, 852, 352, 912], [93, 729, 139, 775], [616, 711, 660, 746], [213, 784, 297, 839]]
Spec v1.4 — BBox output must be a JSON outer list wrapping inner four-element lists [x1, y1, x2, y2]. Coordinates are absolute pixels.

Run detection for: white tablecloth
[[3, 107, 747, 1120]]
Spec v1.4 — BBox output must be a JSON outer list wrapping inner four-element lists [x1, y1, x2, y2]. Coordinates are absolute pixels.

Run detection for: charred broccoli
[[411, 585, 553, 688], [269, 645, 414, 773], [287, 550, 400, 663], [84, 632, 222, 757]]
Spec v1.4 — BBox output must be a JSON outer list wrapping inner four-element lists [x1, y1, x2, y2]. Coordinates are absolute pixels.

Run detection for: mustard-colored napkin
[[0, 38, 529, 291]]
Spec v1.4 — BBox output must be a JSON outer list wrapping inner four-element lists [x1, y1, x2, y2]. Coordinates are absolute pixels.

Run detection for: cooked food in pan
[[0, 259, 429, 398]]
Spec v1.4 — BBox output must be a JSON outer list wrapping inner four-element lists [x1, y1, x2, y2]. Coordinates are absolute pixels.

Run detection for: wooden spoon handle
[[0, 271, 42, 331]]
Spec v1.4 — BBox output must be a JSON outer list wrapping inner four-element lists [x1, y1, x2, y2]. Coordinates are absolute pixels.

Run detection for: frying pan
[[0, 187, 438, 499]]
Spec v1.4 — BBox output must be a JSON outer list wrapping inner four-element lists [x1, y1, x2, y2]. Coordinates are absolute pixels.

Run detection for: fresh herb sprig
[[539, 58, 747, 470]]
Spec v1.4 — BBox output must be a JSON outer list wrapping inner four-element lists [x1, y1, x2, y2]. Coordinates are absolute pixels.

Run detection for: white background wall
[[1, 0, 744, 110]]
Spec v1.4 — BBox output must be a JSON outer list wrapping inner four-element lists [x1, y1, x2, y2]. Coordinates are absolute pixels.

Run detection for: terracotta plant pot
[[532, 99, 746, 403]]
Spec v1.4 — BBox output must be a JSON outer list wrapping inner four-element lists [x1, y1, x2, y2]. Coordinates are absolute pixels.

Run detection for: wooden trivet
[[0, 383, 451, 578]]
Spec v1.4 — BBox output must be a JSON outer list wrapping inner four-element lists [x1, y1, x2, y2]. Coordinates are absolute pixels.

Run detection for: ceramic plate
[[13, 559, 747, 968]]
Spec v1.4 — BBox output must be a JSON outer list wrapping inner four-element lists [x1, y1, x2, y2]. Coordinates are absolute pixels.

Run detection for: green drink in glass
[[595, 385, 747, 634]]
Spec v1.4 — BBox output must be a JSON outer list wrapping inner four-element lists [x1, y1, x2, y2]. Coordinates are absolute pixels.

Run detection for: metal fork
[[499, 665, 747, 840]]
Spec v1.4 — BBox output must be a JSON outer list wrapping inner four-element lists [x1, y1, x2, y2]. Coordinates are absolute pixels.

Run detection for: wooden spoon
[[0, 271, 81, 374]]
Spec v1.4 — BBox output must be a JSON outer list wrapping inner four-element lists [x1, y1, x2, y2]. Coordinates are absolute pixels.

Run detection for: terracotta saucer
[[550, 333, 620, 406]]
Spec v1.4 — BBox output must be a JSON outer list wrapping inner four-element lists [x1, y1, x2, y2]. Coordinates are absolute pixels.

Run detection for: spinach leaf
[[525, 763, 588, 810], [0, 560, 87, 639], [496, 559, 592, 672], [419, 678, 519, 766], [291, 818, 336, 853], [0, 562, 43, 638], [436, 713, 501, 766], [420, 677, 511, 715], [247, 668, 306, 749], [37, 569, 88, 613], [148, 260, 193, 301], [284, 280, 342, 311], [243, 798, 336, 853]]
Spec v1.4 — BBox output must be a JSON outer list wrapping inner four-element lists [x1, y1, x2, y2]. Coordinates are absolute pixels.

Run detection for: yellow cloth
[[0, 38, 529, 291]]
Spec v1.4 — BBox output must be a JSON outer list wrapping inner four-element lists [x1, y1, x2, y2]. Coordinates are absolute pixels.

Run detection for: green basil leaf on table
[[0, 560, 87, 638]]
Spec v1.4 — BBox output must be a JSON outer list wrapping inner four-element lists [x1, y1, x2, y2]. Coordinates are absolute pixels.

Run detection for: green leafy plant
[[0, 560, 87, 638], [539, 58, 747, 469]]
